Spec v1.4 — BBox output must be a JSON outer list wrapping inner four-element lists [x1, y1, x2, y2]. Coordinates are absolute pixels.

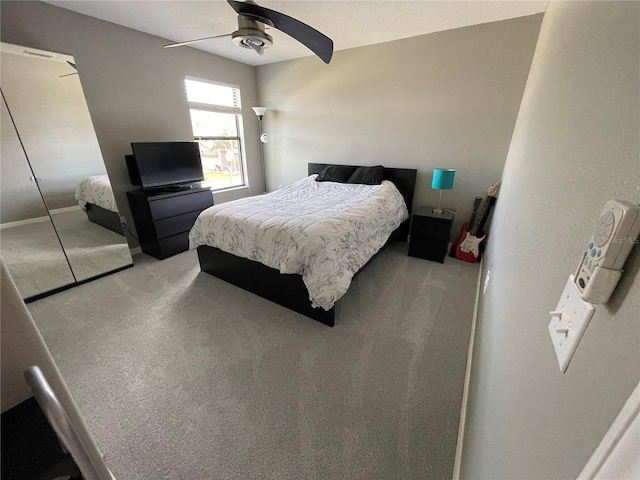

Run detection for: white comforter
[[75, 175, 118, 213], [189, 175, 408, 310]]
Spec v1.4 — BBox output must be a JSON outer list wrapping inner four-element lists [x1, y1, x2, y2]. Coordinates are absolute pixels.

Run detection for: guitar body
[[455, 231, 487, 263], [450, 222, 468, 257], [450, 196, 482, 258], [453, 187, 499, 264]]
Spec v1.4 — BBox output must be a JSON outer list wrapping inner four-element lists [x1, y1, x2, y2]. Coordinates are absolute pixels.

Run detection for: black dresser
[[408, 207, 455, 263], [127, 187, 213, 260]]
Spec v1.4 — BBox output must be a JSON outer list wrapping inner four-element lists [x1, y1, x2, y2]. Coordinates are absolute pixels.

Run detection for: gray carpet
[[1, 208, 131, 298], [50, 209, 132, 282], [28, 242, 479, 479], [1, 216, 76, 298]]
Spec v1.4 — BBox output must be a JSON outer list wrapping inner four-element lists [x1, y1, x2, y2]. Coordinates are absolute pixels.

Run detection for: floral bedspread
[[75, 175, 118, 213], [189, 175, 408, 310]]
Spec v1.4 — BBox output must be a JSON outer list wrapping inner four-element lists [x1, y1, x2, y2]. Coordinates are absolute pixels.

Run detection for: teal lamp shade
[[431, 168, 455, 214], [432, 169, 455, 190]]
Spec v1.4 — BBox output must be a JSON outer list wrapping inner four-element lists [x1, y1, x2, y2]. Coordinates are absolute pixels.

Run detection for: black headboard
[[308, 163, 417, 215], [308, 163, 417, 242]]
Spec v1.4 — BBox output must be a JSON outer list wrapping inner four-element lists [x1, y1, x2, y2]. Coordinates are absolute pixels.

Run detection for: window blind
[[185, 76, 241, 115]]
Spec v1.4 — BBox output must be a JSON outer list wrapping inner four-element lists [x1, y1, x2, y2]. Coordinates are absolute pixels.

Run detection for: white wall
[[0, 1, 261, 244], [256, 15, 543, 232], [461, 2, 640, 478]]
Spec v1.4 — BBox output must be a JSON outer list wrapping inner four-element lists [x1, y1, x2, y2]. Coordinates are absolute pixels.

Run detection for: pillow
[[347, 165, 385, 185], [315, 165, 357, 183]]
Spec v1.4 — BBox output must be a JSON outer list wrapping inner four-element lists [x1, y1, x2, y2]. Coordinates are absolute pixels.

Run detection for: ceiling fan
[[163, 0, 333, 64]]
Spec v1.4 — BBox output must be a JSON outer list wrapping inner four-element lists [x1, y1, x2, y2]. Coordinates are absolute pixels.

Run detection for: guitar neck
[[468, 197, 482, 227], [471, 197, 497, 235]]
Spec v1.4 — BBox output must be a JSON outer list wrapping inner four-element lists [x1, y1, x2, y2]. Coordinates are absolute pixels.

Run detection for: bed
[[190, 163, 417, 327], [75, 175, 124, 235]]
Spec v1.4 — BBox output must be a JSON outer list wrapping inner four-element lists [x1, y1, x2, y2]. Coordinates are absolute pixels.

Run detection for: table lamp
[[431, 168, 455, 214]]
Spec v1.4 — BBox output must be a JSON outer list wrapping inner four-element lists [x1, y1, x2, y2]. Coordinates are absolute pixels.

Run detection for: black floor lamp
[[252, 106, 268, 193]]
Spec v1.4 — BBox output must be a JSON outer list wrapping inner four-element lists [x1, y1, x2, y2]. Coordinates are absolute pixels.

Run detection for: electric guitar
[[450, 196, 482, 257], [455, 181, 501, 263]]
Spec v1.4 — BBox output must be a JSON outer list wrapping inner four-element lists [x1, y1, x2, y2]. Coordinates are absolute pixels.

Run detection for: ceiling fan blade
[[227, 0, 333, 63], [66, 61, 77, 70], [164, 33, 232, 48]]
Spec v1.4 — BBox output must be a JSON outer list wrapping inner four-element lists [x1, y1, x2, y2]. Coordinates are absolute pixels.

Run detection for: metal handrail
[[23, 365, 102, 480]]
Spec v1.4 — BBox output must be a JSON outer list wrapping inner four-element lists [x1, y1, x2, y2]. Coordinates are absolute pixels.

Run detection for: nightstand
[[408, 207, 455, 263]]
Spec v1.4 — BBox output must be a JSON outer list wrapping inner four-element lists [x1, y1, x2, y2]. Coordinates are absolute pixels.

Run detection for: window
[[185, 77, 245, 190]]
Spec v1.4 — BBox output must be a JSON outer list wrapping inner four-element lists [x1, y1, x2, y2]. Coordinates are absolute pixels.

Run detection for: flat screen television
[[129, 142, 204, 190]]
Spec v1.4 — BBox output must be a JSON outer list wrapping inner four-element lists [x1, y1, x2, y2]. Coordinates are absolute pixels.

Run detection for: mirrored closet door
[[0, 42, 133, 301]]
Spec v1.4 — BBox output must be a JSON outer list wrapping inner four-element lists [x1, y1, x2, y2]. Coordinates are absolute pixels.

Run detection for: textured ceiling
[[45, 1, 548, 66]]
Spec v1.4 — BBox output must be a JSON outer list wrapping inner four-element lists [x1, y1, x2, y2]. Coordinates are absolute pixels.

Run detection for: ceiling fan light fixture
[[231, 28, 273, 54]]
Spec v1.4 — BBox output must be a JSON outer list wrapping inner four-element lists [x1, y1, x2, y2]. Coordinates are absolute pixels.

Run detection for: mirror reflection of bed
[[0, 42, 133, 300]]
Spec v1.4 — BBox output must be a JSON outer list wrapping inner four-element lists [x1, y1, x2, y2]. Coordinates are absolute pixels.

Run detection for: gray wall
[[0, 1, 260, 243], [256, 15, 543, 232], [461, 2, 640, 479], [1, 97, 51, 223], [1, 50, 107, 222]]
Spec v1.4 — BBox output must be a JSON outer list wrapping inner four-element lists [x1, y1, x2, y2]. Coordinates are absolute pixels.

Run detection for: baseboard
[[452, 258, 484, 480], [1, 205, 82, 230], [49, 205, 82, 215], [0, 215, 49, 229]]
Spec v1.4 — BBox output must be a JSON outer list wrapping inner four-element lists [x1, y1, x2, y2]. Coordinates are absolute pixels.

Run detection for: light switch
[[548, 274, 596, 373]]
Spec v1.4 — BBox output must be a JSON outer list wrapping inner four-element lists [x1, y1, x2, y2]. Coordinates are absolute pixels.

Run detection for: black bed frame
[[84, 203, 125, 236], [197, 163, 417, 327]]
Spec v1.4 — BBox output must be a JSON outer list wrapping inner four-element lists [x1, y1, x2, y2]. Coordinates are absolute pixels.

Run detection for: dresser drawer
[[411, 215, 452, 241], [408, 238, 449, 263], [154, 210, 203, 239], [157, 232, 191, 259], [149, 190, 213, 220]]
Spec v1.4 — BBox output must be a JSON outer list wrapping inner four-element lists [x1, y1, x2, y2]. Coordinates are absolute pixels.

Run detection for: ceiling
[[45, 1, 548, 66]]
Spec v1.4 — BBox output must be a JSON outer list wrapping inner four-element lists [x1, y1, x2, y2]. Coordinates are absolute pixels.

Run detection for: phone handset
[[574, 200, 640, 304]]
